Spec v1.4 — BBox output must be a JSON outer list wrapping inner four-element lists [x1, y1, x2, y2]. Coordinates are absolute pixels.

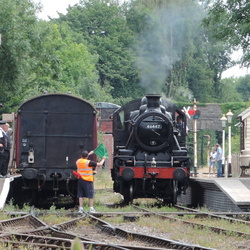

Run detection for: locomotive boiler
[[111, 94, 190, 204], [12, 93, 97, 206]]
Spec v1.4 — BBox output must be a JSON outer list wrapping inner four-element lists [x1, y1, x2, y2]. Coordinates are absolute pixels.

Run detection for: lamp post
[[220, 114, 227, 178], [226, 110, 233, 177]]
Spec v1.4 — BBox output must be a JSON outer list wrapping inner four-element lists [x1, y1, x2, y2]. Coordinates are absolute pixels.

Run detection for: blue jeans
[[217, 160, 222, 177]]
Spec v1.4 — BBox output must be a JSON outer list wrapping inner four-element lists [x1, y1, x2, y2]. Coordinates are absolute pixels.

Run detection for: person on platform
[[209, 147, 216, 177], [215, 143, 223, 177], [0, 120, 10, 177], [76, 150, 106, 213]]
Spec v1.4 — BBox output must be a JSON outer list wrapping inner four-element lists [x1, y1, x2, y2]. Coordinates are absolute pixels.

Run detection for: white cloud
[[33, 0, 80, 20], [33, 0, 129, 20], [222, 50, 249, 78], [222, 65, 248, 78]]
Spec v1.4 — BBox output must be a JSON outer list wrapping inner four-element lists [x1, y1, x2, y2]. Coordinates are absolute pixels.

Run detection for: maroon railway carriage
[[14, 93, 97, 206], [111, 94, 190, 204]]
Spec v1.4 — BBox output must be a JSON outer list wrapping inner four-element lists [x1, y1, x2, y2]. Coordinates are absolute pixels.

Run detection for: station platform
[[178, 177, 250, 212], [0, 175, 21, 209], [0, 177, 14, 209]]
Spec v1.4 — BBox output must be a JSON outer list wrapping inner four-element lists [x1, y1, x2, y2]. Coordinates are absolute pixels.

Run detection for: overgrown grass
[[94, 169, 113, 189], [3, 199, 31, 212]]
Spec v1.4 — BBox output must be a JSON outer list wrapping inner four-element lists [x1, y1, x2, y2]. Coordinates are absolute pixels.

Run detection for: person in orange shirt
[[76, 150, 106, 213]]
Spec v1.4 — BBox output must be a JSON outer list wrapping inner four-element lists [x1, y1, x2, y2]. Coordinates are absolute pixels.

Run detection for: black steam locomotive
[[12, 93, 97, 206], [111, 94, 190, 204]]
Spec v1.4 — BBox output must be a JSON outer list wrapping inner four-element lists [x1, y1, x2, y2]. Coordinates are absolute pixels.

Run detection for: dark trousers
[[0, 149, 10, 176], [0, 147, 5, 176]]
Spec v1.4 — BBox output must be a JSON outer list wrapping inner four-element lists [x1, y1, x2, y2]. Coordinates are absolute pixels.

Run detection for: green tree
[[0, 0, 111, 110], [0, 0, 39, 110], [236, 74, 250, 102], [24, 21, 110, 103], [218, 77, 242, 103], [204, 0, 250, 67], [59, 0, 144, 100], [186, 57, 214, 102]]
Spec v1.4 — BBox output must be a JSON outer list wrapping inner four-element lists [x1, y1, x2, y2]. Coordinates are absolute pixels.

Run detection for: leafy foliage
[[1, 0, 250, 172], [59, 0, 144, 99], [236, 75, 250, 102], [0, 0, 249, 111], [218, 78, 242, 103], [0, 0, 38, 110], [204, 0, 250, 67]]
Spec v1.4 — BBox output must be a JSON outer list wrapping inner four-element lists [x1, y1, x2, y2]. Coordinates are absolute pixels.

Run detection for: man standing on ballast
[[76, 150, 106, 213]]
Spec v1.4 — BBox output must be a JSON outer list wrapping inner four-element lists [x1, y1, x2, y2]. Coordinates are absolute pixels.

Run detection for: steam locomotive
[[111, 94, 190, 204], [10, 93, 97, 206]]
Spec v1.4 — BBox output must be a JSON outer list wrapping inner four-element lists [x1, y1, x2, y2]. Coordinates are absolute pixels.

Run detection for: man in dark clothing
[[0, 120, 9, 177], [3, 123, 11, 176]]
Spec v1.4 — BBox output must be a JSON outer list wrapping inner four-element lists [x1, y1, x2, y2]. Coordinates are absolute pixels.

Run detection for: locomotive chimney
[[146, 94, 161, 110]]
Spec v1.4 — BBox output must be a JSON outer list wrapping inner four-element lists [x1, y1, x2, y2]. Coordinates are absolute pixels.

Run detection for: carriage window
[[117, 110, 124, 129]]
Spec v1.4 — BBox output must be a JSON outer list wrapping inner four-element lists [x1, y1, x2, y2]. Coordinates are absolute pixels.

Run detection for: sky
[[33, 0, 248, 79], [33, 0, 80, 20], [221, 51, 249, 78]]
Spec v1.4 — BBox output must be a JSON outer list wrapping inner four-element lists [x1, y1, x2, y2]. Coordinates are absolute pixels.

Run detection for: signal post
[[193, 99, 198, 176]]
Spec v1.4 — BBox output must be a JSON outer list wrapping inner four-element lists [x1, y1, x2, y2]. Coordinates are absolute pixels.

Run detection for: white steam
[[135, 2, 204, 98]]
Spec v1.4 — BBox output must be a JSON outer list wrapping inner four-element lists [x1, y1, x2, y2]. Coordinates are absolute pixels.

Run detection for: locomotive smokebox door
[[135, 112, 173, 151]]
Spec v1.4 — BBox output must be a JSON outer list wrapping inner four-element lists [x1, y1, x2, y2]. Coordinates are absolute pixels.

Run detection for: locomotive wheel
[[163, 180, 177, 205], [171, 180, 178, 205], [123, 182, 134, 204]]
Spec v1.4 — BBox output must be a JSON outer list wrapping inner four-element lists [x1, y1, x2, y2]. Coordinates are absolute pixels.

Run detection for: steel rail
[[0, 214, 47, 232], [174, 204, 250, 224], [132, 204, 250, 239], [0, 233, 128, 250], [55, 212, 215, 250]]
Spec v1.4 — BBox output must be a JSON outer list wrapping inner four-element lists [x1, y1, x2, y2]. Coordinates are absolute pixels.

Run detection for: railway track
[[174, 204, 250, 224], [131, 204, 250, 238], [55, 212, 216, 250], [1, 195, 249, 250], [0, 211, 215, 250], [0, 214, 126, 249]]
